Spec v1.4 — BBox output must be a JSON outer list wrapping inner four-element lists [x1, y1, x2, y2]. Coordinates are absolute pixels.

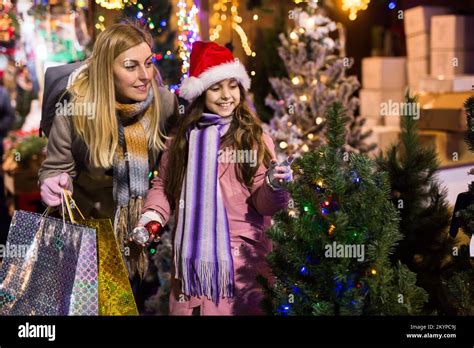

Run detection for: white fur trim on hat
[[179, 61, 251, 101]]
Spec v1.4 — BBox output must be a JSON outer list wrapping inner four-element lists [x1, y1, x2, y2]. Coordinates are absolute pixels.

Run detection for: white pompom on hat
[[179, 41, 251, 102]]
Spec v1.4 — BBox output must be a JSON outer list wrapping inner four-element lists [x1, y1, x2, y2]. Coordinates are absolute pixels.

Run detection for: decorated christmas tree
[[376, 93, 455, 314], [259, 102, 427, 315], [265, 0, 374, 161]]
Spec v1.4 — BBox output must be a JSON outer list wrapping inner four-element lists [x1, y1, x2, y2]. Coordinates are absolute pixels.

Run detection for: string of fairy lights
[[95, 0, 125, 10], [341, 0, 370, 20], [208, 0, 256, 57], [91, 0, 396, 87], [95, 0, 166, 33], [294, 0, 379, 21], [176, 0, 200, 78]]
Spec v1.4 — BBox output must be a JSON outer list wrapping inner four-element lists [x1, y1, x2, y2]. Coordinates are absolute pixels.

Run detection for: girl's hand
[[130, 216, 162, 247], [266, 156, 294, 189]]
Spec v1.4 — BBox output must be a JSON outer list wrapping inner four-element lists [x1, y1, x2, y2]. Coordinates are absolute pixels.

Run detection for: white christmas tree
[[265, 0, 374, 160]]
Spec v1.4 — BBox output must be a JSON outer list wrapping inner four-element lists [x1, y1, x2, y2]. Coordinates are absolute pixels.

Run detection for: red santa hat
[[179, 41, 251, 102]]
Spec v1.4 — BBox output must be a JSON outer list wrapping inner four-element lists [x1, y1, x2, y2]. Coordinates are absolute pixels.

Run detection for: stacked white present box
[[407, 7, 474, 163], [360, 57, 406, 154], [430, 15, 474, 80], [360, 6, 474, 164], [404, 6, 451, 91], [418, 14, 474, 92]]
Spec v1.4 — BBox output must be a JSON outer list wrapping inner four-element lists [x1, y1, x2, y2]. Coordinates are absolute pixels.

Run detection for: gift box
[[362, 57, 407, 90], [418, 75, 474, 93], [406, 33, 430, 59], [431, 16, 474, 50], [418, 130, 467, 162], [418, 108, 466, 133], [417, 92, 470, 132], [360, 89, 405, 118], [404, 6, 451, 37], [407, 58, 429, 91], [431, 50, 474, 77]]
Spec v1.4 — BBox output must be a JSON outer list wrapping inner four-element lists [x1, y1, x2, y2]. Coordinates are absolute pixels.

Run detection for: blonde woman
[[38, 23, 179, 288]]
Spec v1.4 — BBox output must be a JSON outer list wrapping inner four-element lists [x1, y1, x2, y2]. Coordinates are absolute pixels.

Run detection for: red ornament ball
[[146, 221, 162, 236]]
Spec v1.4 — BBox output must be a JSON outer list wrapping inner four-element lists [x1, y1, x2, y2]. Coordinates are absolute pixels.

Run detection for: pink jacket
[[142, 133, 289, 315]]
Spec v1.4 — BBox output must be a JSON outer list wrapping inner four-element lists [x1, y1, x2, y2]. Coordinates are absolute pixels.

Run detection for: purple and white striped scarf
[[173, 113, 234, 304]]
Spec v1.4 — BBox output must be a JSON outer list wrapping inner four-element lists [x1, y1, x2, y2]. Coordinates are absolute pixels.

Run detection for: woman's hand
[[266, 156, 294, 189], [40, 173, 72, 207]]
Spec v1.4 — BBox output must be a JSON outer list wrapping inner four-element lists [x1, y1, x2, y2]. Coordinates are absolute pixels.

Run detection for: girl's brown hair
[[165, 84, 272, 205]]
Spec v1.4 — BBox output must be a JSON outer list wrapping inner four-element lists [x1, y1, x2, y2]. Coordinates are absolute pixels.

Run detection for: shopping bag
[[68, 219, 99, 315], [62, 190, 137, 316], [60, 190, 99, 315], [0, 203, 96, 315], [77, 218, 138, 316], [0, 190, 138, 316]]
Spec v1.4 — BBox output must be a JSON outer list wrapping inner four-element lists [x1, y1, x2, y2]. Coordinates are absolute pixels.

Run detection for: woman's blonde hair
[[69, 22, 165, 168]]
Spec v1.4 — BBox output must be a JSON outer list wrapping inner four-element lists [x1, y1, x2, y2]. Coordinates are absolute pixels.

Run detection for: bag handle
[[38, 190, 85, 225], [62, 189, 85, 224]]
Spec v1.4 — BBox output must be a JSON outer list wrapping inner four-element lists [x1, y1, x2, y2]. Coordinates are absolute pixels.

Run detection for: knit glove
[[40, 173, 72, 207], [137, 210, 165, 227]]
